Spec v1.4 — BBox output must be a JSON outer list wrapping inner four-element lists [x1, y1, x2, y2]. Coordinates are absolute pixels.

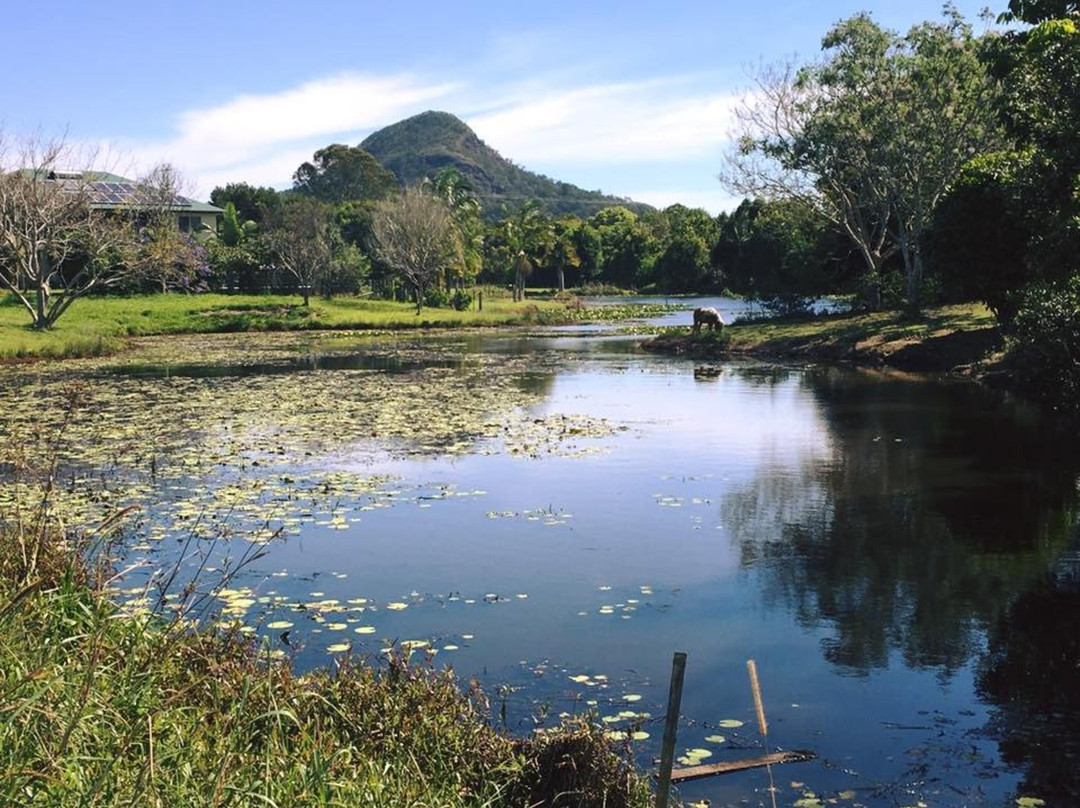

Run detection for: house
[[41, 170, 224, 235]]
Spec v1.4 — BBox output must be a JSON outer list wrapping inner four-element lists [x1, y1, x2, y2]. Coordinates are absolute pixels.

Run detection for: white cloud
[[115, 72, 459, 196], [466, 78, 740, 165], [174, 73, 458, 165]]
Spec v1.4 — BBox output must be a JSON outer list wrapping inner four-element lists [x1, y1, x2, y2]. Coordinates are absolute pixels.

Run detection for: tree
[[724, 10, 1003, 310], [430, 168, 484, 287], [126, 163, 208, 293], [497, 201, 552, 301], [369, 187, 460, 313], [998, 0, 1078, 23], [210, 182, 281, 225], [650, 205, 720, 292], [548, 219, 582, 291], [293, 144, 397, 205], [571, 221, 603, 285], [589, 206, 657, 289], [997, 18, 1080, 278], [712, 199, 764, 295], [262, 196, 337, 305], [220, 202, 245, 247], [0, 137, 141, 329], [925, 151, 1035, 322], [209, 202, 261, 293]]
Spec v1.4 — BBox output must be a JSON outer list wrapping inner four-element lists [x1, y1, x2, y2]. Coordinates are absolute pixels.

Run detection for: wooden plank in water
[[668, 750, 816, 783]]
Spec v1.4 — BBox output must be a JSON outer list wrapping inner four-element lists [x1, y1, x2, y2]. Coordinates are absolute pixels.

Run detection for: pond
[[1, 310, 1076, 807]]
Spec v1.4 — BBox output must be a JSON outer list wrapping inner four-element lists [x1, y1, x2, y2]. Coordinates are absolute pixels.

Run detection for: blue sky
[[2, 0, 996, 213]]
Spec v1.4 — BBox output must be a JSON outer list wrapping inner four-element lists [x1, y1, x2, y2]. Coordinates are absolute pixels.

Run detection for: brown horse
[[692, 306, 724, 334]]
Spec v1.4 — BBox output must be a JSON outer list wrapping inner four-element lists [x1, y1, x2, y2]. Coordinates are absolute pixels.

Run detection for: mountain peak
[[360, 111, 651, 220]]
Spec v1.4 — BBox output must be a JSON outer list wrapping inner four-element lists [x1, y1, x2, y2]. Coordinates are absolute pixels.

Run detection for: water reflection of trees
[[976, 549, 1080, 802], [724, 366, 1078, 676]]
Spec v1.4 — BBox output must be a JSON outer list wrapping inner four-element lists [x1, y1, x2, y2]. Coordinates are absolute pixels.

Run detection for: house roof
[[21, 169, 223, 215]]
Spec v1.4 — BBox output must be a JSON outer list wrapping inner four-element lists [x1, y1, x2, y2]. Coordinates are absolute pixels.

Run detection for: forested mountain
[[360, 111, 652, 220]]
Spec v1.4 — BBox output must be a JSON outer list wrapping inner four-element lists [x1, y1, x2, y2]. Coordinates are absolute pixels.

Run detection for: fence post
[[655, 651, 688, 808]]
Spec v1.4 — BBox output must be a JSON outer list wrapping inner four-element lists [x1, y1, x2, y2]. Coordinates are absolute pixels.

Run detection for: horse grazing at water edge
[[692, 307, 724, 334]]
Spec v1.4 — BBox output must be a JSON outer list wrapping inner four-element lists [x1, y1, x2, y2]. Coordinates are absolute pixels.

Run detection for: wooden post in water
[[655, 651, 687, 808], [747, 659, 778, 808], [747, 659, 767, 737]]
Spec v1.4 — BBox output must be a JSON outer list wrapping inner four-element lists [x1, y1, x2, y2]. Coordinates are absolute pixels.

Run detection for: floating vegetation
[[0, 332, 652, 672], [677, 747, 713, 766], [0, 334, 615, 540], [486, 506, 574, 526], [606, 730, 650, 742]]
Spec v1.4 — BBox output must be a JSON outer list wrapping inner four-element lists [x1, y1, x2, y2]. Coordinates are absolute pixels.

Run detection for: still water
[[2, 313, 1076, 807]]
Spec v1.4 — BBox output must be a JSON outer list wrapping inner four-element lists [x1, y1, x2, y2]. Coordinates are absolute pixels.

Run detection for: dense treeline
[[203, 169, 854, 310]]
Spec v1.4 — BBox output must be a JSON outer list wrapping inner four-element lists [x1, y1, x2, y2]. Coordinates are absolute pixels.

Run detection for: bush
[[450, 289, 473, 311], [1008, 274, 1080, 416], [423, 287, 450, 308], [554, 291, 586, 310]]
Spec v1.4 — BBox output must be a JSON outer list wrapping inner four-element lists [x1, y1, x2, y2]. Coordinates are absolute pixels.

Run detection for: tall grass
[[0, 449, 654, 807]]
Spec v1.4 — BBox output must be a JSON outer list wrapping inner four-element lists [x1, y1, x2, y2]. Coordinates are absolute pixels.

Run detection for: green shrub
[[450, 289, 473, 310], [1008, 274, 1080, 416], [423, 287, 450, 308]]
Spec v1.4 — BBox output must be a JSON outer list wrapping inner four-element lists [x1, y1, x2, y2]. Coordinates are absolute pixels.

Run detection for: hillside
[[361, 110, 652, 220]]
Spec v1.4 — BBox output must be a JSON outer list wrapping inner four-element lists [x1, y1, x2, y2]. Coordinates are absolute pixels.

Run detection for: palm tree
[[500, 201, 552, 301], [430, 168, 483, 288]]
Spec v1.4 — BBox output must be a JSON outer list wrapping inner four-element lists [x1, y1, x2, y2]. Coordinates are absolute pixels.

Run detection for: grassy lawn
[[0, 292, 571, 359]]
